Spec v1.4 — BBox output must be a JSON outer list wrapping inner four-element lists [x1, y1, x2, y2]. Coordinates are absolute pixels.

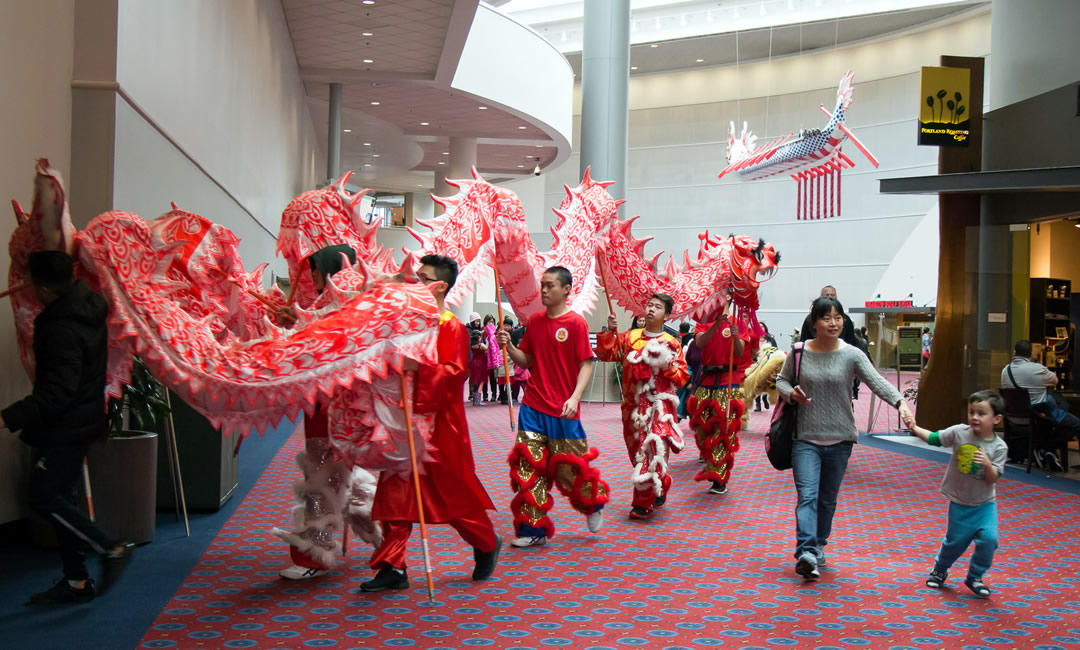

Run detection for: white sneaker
[[279, 565, 328, 580], [510, 535, 547, 548], [586, 510, 604, 533]]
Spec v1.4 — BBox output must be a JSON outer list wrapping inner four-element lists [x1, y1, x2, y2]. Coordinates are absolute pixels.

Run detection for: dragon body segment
[[418, 168, 779, 327]]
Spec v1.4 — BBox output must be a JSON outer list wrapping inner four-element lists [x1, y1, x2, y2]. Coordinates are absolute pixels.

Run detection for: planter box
[[156, 391, 239, 512], [86, 432, 158, 545]]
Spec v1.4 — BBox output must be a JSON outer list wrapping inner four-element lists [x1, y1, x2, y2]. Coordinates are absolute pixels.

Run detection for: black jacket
[[2, 281, 109, 447]]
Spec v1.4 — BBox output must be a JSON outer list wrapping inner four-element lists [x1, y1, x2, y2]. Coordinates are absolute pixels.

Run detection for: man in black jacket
[[1, 251, 134, 604]]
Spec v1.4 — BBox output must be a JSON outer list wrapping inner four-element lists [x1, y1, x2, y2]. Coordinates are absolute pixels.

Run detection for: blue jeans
[[934, 501, 998, 579], [792, 440, 853, 560]]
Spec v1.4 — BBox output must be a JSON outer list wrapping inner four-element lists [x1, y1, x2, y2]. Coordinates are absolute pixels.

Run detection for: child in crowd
[[902, 390, 1008, 598], [469, 330, 488, 406]]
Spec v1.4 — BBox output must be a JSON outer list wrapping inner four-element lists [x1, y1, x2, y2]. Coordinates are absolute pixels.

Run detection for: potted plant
[[85, 356, 168, 544]]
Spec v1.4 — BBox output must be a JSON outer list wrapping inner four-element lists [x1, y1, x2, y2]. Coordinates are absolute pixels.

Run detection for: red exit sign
[[865, 300, 914, 308]]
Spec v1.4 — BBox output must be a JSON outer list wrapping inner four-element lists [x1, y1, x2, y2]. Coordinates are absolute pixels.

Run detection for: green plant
[[107, 356, 170, 437]]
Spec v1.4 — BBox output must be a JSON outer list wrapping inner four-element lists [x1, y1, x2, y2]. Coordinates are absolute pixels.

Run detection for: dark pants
[[1033, 394, 1080, 451], [29, 446, 116, 580]]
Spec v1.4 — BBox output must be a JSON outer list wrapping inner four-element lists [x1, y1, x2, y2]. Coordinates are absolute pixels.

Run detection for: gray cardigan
[[776, 341, 902, 443]]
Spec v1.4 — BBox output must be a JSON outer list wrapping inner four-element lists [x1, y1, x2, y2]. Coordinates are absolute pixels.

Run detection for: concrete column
[[327, 82, 342, 183], [579, 0, 630, 201]]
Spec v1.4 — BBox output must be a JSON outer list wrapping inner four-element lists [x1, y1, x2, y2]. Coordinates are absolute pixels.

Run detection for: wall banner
[[919, 66, 971, 146]]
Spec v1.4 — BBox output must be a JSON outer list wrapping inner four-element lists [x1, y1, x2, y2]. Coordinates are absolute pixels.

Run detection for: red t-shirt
[[695, 320, 748, 386], [519, 310, 595, 418]]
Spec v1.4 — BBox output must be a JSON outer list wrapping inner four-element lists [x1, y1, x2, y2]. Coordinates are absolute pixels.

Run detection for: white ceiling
[[281, 0, 990, 192]]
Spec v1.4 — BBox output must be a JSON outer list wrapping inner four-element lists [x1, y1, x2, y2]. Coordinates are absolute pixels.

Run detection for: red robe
[[371, 312, 495, 522]]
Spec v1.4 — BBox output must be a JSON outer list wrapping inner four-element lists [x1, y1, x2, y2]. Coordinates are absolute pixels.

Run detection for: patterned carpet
[[139, 389, 1080, 649]]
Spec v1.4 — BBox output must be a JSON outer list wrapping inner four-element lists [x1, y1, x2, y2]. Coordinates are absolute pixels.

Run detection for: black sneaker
[[653, 494, 667, 509], [472, 536, 502, 581], [708, 481, 727, 495], [360, 566, 409, 592], [628, 506, 652, 520], [1043, 450, 1065, 473], [99, 542, 136, 595], [28, 578, 96, 605]]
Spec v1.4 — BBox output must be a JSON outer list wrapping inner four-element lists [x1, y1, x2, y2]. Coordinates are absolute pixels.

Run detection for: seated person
[[1000, 339, 1078, 471]]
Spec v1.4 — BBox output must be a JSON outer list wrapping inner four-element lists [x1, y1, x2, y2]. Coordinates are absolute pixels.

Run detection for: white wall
[[0, 0, 76, 525], [114, 0, 320, 242], [542, 10, 990, 348], [988, 0, 1080, 111]]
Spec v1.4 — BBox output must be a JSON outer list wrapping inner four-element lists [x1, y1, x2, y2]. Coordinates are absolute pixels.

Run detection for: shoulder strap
[[1006, 363, 1019, 389], [793, 342, 804, 382]]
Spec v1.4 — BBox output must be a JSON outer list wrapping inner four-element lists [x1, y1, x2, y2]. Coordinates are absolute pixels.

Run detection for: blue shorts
[[518, 404, 587, 440]]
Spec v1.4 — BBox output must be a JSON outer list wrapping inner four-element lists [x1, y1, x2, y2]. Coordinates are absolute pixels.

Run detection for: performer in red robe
[[361, 254, 499, 592], [687, 313, 749, 495], [595, 294, 689, 520]]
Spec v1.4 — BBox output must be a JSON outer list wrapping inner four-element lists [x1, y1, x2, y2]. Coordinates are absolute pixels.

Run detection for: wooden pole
[[164, 391, 190, 536], [400, 372, 436, 603], [595, 254, 616, 327], [82, 460, 95, 522], [491, 264, 516, 433], [0, 283, 27, 299]]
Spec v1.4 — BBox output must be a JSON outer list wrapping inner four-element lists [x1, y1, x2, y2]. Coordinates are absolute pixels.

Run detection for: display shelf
[[1031, 277, 1074, 387]]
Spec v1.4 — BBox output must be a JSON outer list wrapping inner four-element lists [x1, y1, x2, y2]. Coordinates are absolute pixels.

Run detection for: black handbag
[[766, 343, 803, 471]]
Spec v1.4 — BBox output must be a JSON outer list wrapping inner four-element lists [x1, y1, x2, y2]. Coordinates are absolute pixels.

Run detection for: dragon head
[[680, 232, 780, 324]]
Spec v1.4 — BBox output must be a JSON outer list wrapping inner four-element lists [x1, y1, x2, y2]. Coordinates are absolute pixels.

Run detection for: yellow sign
[[919, 66, 971, 146]]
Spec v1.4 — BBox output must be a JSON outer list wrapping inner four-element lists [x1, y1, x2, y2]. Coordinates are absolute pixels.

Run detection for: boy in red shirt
[[496, 266, 609, 547], [687, 313, 748, 495]]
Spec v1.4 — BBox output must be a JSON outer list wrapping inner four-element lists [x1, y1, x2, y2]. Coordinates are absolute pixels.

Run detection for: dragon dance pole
[[0, 283, 26, 299], [595, 253, 617, 330], [400, 372, 436, 603], [491, 263, 516, 434]]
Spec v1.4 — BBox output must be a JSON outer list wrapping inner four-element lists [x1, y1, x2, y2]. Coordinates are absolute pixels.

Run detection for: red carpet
[[140, 390, 1080, 648]]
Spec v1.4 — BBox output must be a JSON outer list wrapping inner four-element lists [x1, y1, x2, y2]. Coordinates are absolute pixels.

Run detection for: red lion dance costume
[[687, 319, 750, 492], [595, 327, 689, 518]]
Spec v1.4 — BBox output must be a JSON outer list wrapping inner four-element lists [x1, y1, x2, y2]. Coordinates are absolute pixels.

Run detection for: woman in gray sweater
[[776, 296, 913, 580]]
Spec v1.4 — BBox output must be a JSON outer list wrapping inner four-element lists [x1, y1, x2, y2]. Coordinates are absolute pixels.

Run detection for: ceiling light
[[373, 154, 380, 158], [362, 31, 373, 37], [650, 43, 659, 48], [343, 128, 352, 133], [420, 121, 430, 126], [696, 59, 704, 63], [438, 161, 446, 165], [517, 164, 525, 168], [518, 125, 527, 130], [478, 106, 488, 110], [370, 101, 380, 106], [630, 66, 638, 71], [442, 152, 449, 155], [362, 0, 374, 4], [362, 142, 371, 146], [363, 163, 372, 167], [363, 58, 374, 64]]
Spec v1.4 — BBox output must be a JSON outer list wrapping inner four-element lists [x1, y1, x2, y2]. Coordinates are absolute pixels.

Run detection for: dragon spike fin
[[682, 250, 694, 270], [170, 201, 180, 211], [596, 180, 615, 189], [336, 170, 354, 192], [646, 250, 663, 270], [347, 187, 371, 211], [662, 254, 679, 278], [581, 166, 592, 186], [613, 199, 626, 208], [471, 166, 483, 180], [405, 227, 427, 248], [617, 214, 639, 237], [11, 199, 28, 225], [397, 251, 418, 282], [632, 235, 653, 256]]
